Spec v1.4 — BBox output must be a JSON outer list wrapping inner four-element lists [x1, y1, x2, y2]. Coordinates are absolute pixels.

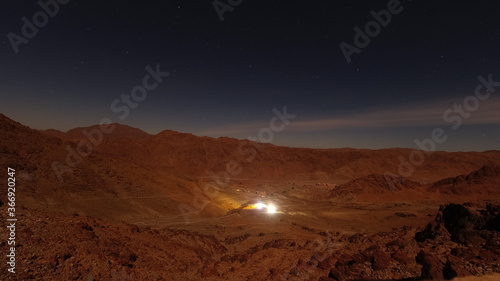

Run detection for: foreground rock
[[1, 203, 498, 280], [315, 203, 500, 281]]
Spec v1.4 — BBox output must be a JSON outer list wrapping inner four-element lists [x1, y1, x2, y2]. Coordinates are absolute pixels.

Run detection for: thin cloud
[[200, 96, 500, 136]]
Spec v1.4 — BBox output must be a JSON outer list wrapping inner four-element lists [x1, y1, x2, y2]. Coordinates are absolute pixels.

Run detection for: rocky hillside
[[428, 165, 500, 195], [326, 173, 421, 199], [18, 113, 498, 183]]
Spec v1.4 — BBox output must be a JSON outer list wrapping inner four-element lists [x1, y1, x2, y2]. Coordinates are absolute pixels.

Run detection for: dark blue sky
[[1, 1, 499, 151]]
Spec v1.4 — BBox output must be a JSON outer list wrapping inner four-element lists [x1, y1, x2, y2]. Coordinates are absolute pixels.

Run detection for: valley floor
[[1, 179, 499, 281]]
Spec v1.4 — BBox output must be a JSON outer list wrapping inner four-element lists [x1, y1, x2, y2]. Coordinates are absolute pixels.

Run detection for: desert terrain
[[1, 113, 499, 280]]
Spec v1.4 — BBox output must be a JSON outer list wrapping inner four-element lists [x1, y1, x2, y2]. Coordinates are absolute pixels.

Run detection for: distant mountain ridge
[[41, 123, 152, 141], [2, 113, 500, 184]]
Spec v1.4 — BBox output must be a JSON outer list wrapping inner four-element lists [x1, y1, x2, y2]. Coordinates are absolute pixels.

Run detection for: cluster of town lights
[[253, 202, 277, 214]]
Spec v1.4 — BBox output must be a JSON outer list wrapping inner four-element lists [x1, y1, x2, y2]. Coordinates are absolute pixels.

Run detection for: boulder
[[416, 250, 444, 280]]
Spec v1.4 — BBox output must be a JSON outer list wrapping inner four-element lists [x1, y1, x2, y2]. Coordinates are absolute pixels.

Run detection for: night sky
[[1, 1, 499, 151]]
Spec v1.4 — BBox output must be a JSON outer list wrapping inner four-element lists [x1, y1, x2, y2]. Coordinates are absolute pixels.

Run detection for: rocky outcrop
[[429, 165, 500, 195], [417, 203, 500, 246], [327, 174, 421, 199], [317, 203, 500, 281]]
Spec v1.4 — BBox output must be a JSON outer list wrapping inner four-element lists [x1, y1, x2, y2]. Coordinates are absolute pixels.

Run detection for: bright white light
[[267, 204, 277, 214], [255, 203, 266, 210]]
